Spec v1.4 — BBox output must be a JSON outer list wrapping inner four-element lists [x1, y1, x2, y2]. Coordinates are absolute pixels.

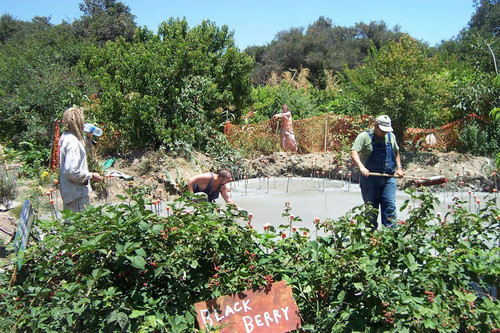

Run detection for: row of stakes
[[249, 214, 322, 242], [39, 164, 497, 221], [40, 175, 324, 239], [228, 161, 356, 196], [38, 174, 180, 220], [228, 163, 498, 213]]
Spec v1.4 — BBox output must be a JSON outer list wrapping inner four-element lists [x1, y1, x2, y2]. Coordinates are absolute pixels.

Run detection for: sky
[[0, 0, 477, 49]]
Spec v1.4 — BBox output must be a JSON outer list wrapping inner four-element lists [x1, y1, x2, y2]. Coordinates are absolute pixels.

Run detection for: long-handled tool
[[369, 172, 447, 187]]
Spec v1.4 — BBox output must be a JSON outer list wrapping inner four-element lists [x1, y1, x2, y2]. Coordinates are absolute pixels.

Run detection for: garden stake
[[286, 175, 291, 193], [468, 190, 472, 212], [348, 172, 352, 192], [50, 200, 59, 220], [314, 217, 320, 239], [442, 182, 446, 202], [266, 175, 270, 194]]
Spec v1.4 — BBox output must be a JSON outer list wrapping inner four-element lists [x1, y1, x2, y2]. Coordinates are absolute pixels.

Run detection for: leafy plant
[[458, 118, 500, 155], [0, 167, 17, 209], [0, 188, 498, 332], [77, 19, 253, 150], [343, 35, 456, 144]]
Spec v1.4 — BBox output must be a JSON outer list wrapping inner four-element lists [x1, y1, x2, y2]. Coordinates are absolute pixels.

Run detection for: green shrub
[[0, 167, 17, 209], [458, 119, 500, 156], [0, 188, 498, 332]]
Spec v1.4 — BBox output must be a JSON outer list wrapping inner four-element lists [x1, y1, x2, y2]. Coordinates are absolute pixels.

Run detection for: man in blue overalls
[[351, 115, 404, 231]]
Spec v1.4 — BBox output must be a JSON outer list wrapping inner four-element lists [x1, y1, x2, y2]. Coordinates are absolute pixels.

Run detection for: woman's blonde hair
[[62, 107, 85, 141]]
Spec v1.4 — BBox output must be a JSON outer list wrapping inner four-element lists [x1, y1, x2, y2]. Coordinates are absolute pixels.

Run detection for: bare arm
[[351, 150, 370, 177], [187, 173, 210, 193], [220, 185, 237, 206], [273, 111, 291, 119], [395, 151, 404, 178]]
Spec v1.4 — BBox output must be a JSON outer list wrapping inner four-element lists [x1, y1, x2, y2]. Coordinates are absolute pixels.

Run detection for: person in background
[[59, 107, 103, 212], [187, 169, 237, 206], [350, 115, 404, 231], [272, 104, 298, 153]]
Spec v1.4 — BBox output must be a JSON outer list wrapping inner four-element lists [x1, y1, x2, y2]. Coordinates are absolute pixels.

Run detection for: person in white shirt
[[59, 107, 103, 212]]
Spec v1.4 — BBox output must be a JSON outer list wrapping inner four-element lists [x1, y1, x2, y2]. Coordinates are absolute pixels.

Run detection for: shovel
[[369, 172, 447, 187]]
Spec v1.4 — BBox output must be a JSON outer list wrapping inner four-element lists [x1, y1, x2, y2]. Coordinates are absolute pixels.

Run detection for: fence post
[[324, 115, 328, 152]]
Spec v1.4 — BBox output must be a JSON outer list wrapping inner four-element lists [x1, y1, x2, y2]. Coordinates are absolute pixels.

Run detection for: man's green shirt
[[351, 129, 399, 165]]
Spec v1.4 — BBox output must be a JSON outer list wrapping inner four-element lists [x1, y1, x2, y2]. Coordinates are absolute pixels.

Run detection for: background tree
[[342, 35, 455, 145], [0, 16, 95, 156], [247, 17, 403, 87], [73, 0, 137, 43], [77, 18, 253, 150]]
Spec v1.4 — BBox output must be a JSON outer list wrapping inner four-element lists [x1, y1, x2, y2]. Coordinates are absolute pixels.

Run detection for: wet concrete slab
[[216, 177, 497, 235]]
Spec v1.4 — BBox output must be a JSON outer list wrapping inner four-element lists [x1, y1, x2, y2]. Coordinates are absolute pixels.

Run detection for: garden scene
[[0, 0, 499, 332]]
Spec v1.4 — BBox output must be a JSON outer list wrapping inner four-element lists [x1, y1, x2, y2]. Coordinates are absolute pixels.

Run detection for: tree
[[248, 16, 403, 87], [73, 0, 136, 43], [0, 14, 23, 43], [469, 0, 500, 37], [343, 35, 455, 144], [441, 0, 500, 73], [77, 18, 253, 150], [0, 17, 94, 149]]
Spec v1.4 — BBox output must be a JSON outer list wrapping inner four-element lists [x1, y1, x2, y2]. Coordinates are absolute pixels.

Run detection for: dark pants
[[360, 176, 396, 230]]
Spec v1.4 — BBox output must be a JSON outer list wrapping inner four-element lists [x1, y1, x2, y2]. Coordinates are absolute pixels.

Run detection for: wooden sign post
[[194, 280, 301, 333], [13, 199, 35, 268], [10, 199, 34, 285]]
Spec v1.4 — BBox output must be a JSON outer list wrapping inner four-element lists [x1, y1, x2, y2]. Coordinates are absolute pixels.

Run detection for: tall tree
[[0, 17, 94, 146], [77, 18, 253, 149], [73, 0, 136, 43], [343, 35, 455, 145], [247, 17, 403, 87]]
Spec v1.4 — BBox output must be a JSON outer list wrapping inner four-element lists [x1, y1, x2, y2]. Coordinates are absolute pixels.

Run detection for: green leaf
[[405, 253, 419, 271], [423, 318, 436, 329], [129, 255, 147, 270], [189, 260, 198, 269], [337, 290, 346, 302], [107, 310, 129, 330], [115, 242, 125, 256], [92, 268, 111, 279], [135, 248, 147, 257], [129, 310, 147, 319], [353, 282, 363, 291]]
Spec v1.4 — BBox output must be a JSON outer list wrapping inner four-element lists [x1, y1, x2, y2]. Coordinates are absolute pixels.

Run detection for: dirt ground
[[1, 150, 498, 246]]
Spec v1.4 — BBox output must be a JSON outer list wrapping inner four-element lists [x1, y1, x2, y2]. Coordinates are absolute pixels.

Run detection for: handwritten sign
[[194, 280, 301, 333], [13, 199, 34, 269]]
